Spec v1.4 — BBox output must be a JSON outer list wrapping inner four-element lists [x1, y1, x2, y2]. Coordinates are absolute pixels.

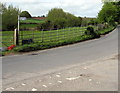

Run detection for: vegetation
[[20, 18, 45, 24], [81, 17, 98, 26], [1, 27, 87, 47], [96, 26, 114, 35], [1, 1, 118, 56], [1, 25, 115, 55], [19, 18, 45, 30], [85, 26, 100, 38], [39, 8, 82, 30], [20, 11, 32, 18], [1, 3, 20, 31], [98, 1, 120, 25]]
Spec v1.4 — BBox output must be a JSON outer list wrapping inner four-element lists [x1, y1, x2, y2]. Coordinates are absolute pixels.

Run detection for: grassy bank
[[1, 27, 87, 47], [1, 26, 115, 56]]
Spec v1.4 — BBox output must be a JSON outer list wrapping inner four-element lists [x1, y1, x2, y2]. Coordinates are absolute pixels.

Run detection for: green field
[[1, 26, 113, 48], [1, 27, 87, 47], [1, 31, 14, 47], [20, 24, 39, 29], [1, 26, 114, 55], [20, 18, 45, 24], [20, 18, 45, 30]]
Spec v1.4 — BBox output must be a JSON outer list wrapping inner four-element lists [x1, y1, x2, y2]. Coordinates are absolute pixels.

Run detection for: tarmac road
[[2, 26, 119, 86], [2, 54, 118, 91]]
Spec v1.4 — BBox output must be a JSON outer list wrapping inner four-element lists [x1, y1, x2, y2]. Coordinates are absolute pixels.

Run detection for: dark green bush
[[85, 26, 100, 38]]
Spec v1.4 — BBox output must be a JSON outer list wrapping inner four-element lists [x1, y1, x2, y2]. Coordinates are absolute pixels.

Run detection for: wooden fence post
[[14, 28, 19, 46]]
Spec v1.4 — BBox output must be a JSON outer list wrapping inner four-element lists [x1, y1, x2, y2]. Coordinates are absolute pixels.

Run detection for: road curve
[[2, 27, 118, 84]]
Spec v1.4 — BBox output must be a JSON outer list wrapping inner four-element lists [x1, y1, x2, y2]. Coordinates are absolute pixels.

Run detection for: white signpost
[[18, 15, 20, 33], [14, 15, 20, 45]]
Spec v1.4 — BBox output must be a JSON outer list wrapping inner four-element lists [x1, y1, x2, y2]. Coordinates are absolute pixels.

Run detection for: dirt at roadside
[[2, 54, 118, 91]]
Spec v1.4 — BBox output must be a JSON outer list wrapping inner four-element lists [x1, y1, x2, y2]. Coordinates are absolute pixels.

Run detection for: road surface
[[2, 26, 119, 90]]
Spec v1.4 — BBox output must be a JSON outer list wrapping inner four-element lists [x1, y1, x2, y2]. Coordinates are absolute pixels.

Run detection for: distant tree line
[[0, 3, 98, 31], [38, 8, 95, 30]]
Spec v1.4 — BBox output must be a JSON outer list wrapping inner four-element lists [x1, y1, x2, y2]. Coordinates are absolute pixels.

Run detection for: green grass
[[20, 18, 45, 30], [1, 26, 87, 48], [20, 24, 39, 30], [20, 18, 45, 24], [11, 35, 93, 52], [1, 31, 14, 47], [18, 27, 87, 44], [96, 27, 114, 35], [20, 24, 39, 28], [1, 26, 115, 56]]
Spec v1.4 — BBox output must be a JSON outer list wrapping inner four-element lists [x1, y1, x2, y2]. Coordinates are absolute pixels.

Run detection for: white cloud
[[1, 0, 103, 17]]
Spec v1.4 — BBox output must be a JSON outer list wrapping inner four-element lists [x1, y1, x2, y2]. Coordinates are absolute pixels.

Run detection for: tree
[[77, 17, 82, 26], [2, 3, 20, 31], [20, 11, 31, 18], [114, 1, 120, 23], [81, 17, 88, 26], [65, 13, 80, 27], [0, 3, 4, 30], [47, 8, 82, 29], [41, 15, 45, 17], [97, 1, 120, 25], [47, 8, 67, 28]]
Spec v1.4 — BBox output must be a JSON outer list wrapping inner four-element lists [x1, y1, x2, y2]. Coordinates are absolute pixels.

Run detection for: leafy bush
[[85, 26, 100, 38]]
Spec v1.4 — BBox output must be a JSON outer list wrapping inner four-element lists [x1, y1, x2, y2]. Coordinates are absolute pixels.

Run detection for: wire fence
[[2, 25, 100, 47], [1, 31, 14, 47], [19, 26, 89, 45]]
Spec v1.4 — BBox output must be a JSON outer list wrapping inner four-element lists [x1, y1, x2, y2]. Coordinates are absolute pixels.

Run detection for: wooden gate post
[[14, 28, 19, 46]]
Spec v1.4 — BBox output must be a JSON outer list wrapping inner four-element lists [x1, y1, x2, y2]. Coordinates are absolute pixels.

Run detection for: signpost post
[[18, 15, 20, 34], [14, 15, 20, 46]]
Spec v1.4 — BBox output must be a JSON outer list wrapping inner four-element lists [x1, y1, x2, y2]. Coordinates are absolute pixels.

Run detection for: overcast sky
[[1, 0, 103, 18]]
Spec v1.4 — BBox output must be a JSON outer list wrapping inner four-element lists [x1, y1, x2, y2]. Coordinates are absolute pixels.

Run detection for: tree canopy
[[46, 8, 82, 29], [20, 11, 32, 18], [97, 1, 120, 25], [1, 3, 20, 31]]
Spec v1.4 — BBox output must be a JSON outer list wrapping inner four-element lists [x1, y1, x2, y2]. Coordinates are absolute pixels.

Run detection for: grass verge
[[1, 26, 115, 56]]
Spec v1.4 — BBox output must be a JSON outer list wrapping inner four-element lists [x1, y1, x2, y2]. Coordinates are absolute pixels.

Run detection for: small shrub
[[85, 26, 100, 38], [85, 26, 94, 35]]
